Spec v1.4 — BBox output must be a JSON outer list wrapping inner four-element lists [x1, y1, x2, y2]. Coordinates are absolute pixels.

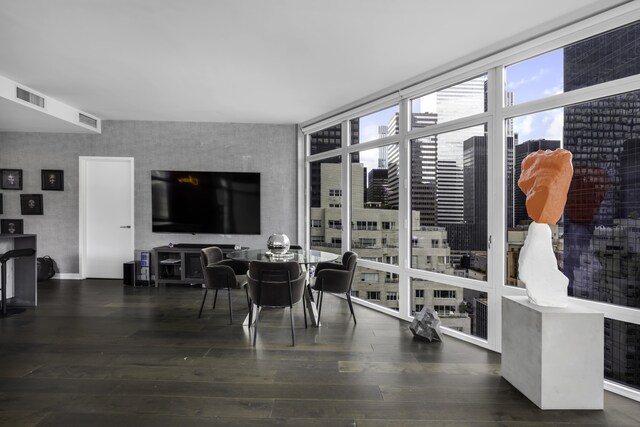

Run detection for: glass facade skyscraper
[[563, 21, 640, 390]]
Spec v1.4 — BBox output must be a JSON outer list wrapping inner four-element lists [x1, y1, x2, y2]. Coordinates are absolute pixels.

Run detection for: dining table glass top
[[227, 248, 340, 265]]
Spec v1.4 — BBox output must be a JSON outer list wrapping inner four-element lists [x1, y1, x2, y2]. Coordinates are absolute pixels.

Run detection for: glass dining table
[[227, 248, 340, 327]]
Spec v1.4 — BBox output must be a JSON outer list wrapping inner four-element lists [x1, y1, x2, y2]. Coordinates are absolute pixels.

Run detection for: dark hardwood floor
[[0, 279, 638, 426]]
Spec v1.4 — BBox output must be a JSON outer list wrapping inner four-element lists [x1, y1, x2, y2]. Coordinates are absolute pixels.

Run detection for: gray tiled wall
[[0, 120, 298, 274]]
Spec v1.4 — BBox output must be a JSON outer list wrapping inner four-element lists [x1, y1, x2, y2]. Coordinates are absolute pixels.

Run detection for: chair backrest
[[342, 251, 357, 271], [200, 246, 237, 290], [201, 246, 223, 268], [247, 261, 305, 307]]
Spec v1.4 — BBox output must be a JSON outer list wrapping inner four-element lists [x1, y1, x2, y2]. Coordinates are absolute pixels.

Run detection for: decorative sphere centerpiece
[[266, 233, 290, 256]]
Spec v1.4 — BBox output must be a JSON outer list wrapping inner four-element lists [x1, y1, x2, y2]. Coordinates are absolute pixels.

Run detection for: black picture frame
[[20, 194, 43, 215], [1, 169, 23, 190], [42, 169, 64, 191], [1, 219, 23, 235]]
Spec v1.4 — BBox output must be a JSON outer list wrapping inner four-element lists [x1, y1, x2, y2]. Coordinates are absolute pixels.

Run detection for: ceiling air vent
[[16, 87, 45, 108], [79, 113, 98, 128]]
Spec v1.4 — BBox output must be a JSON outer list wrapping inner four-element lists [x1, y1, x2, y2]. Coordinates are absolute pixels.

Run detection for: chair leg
[[213, 289, 218, 309], [253, 305, 260, 346], [248, 299, 253, 327], [227, 288, 233, 325], [290, 303, 296, 346], [244, 286, 250, 310], [346, 292, 357, 324], [317, 291, 324, 324], [303, 298, 308, 328], [198, 289, 208, 318]]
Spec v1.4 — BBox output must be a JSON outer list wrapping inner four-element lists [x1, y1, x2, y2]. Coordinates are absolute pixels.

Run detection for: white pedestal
[[501, 296, 603, 409]]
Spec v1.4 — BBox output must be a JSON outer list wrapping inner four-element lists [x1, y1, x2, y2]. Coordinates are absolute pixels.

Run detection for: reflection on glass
[[309, 155, 343, 257], [409, 125, 488, 281], [411, 75, 487, 130], [605, 318, 640, 390], [350, 105, 399, 145], [507, 91, 640, 391], [350, 146, 399, 266], [411, 279, 488, 339], [352, 265, 399, 312]]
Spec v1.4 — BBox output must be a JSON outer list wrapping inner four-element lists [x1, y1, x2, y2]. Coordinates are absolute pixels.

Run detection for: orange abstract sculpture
[[518, 149, 574, 225]]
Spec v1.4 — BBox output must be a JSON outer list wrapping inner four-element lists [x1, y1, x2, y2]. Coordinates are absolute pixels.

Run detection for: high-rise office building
[[562, 20, 640, 390], [367, 168, 389, 206], [387, 112, 439, 227], [309, 123, 360, 208], [463, 136, 488, 251], [436, 159, 464, 223]]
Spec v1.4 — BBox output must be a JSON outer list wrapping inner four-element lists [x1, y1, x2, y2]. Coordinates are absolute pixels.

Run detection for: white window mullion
[[342, 120, 351, 254], [487, 66, 505, 353], [398, 98, 411, 319]]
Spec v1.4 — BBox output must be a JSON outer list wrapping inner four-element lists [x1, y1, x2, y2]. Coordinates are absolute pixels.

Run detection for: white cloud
[[506, 68, 549, 90], [543, 86, 563, 96], [544, 109, 564, 142]]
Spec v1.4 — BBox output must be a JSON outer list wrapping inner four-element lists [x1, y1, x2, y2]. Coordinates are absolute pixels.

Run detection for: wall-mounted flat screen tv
[[151, 170, 260, 234]]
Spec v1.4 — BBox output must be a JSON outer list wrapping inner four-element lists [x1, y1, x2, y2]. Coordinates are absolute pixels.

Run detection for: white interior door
[[80, 157, 134, 279]]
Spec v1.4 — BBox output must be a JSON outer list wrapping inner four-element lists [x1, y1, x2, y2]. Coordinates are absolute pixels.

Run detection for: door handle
[[120, 225, 132, 229]]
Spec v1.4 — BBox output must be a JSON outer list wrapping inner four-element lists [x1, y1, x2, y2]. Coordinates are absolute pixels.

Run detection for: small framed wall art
[[42, 169, 64, 191], [1, 169, 23, 190], [1, 219, 23, 235], [20, 194, 43, 215]]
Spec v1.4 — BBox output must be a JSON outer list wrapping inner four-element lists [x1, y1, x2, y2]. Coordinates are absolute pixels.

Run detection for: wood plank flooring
[[0, 279, 638, 426]]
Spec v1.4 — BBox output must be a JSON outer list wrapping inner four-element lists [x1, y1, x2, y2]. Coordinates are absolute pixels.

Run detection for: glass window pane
[[350, 104, 399, 145], [351, 145, 399, 266], [411, 279, 488, 340], [310, 155, 342, 256], [506, 91, 640, 391], [506, 21, 640, 106], [605, 318, 640, 390], [310, 124, 343, 155], [352, 265, 398, 312], [410, 125, 488, 281], [410, 75, 487, 130]]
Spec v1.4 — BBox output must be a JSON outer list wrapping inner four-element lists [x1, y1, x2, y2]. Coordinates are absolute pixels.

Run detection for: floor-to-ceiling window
[[303, 10, 640, 399]]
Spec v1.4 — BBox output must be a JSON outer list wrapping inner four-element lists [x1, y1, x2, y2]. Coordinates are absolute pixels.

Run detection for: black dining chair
[[311, 251, 358, 324], [246, 260, 307, 346], [199, 246, 250, 324]]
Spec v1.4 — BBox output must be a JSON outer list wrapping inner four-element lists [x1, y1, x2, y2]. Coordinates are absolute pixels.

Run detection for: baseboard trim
[[53, 273, 82, 280]]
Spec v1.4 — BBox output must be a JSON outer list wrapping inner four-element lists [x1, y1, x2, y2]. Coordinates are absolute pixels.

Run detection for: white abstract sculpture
[[518, 222, 568, 307]]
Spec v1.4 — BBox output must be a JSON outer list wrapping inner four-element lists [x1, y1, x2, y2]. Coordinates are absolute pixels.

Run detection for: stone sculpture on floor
[[517, 148, 573, 307], [410, 306, 443, 342]]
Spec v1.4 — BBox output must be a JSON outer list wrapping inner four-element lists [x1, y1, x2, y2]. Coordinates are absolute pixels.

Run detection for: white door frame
[[79, 156, 135, 280]]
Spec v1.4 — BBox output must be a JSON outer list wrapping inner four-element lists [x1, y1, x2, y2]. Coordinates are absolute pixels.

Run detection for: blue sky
[[355, 48, 565, 171]]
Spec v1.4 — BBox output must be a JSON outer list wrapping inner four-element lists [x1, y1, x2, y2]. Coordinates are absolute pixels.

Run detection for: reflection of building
[[563, 21, 640, 390]]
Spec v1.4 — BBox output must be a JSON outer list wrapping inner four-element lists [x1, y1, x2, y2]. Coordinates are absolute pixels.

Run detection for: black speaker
[[123, 261, 136, 286]]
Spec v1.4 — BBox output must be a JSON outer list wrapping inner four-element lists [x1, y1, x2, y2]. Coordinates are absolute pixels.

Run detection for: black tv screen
[[151, 170, 261, 234]]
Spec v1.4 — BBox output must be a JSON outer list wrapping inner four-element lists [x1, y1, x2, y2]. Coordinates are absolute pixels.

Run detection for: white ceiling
[[0, 0, 631, 130]]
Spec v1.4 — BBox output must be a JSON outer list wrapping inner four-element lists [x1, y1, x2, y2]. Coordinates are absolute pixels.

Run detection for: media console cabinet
[[152, 244, 239, 287]]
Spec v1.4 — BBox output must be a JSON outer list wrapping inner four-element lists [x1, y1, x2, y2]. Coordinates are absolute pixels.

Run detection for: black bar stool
[[0, 248, 36, 317]]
